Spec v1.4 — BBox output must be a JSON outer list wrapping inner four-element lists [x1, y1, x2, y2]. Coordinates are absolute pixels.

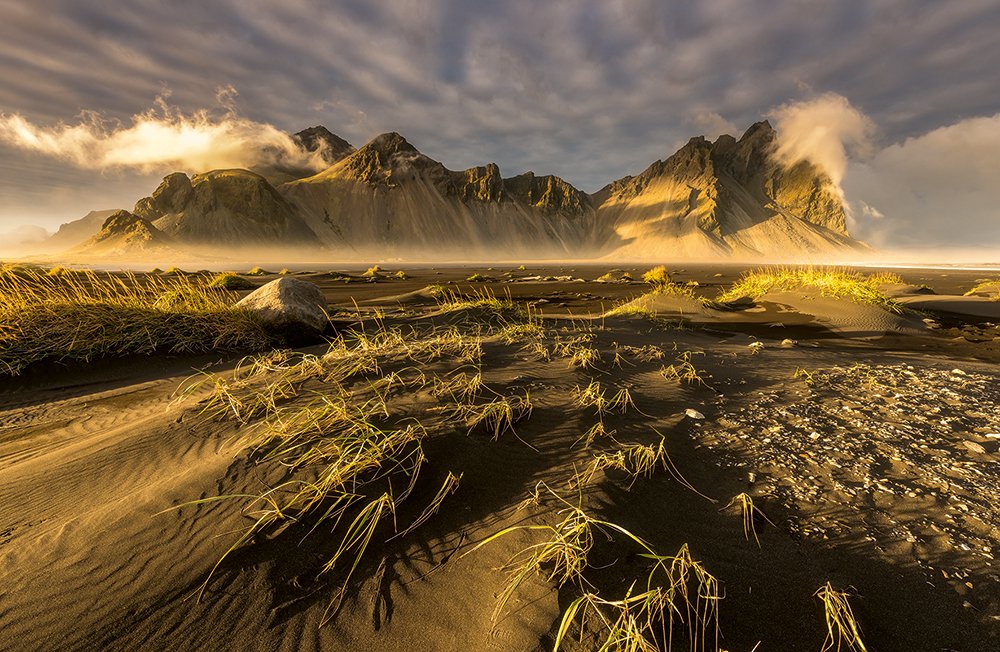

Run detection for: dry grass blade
[[321, 492, 397, 624], [815, 583, 869, 652], [722, 493, 774, 546], [391, 471, 463, 540]]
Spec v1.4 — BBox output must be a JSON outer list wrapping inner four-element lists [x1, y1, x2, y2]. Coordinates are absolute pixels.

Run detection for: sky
[[0, 0, 998, 253]]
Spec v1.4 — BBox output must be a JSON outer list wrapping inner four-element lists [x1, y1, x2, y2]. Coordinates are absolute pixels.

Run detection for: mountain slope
[[281, 132, 596, 258], [67, 210, 178, 257], [593, 121, 863, 259], [42, 209, 122, 252], [132, 170, 321, 250]]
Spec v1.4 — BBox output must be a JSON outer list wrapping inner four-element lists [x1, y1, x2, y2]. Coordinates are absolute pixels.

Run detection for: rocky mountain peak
[[293, 126, 354, 164], [503, 171, 592, 216], [341, 132, 440, 186], [72, 209, 173, 254], [133, 173, 193, 220], [440, 163, 506, 202]]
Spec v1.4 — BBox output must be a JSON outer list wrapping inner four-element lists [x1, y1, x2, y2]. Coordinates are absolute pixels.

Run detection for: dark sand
[[1, 264, 999, 651]]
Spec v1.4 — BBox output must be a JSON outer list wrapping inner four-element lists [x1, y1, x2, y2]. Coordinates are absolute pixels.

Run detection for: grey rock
[[236, 277, 329, 335]]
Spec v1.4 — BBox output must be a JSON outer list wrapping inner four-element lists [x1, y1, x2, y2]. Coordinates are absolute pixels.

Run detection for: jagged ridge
[[64, 122, 863, 260]]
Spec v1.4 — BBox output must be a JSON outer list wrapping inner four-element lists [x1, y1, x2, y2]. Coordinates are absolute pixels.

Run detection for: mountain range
[[36, 122, 868, 261]]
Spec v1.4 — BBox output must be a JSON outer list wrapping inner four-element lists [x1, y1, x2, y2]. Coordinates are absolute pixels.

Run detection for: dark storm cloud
[[0, 0, 998, 249]]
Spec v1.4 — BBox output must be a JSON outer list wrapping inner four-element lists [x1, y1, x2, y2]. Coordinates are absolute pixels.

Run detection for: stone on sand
[[236, 277, 329, 336]]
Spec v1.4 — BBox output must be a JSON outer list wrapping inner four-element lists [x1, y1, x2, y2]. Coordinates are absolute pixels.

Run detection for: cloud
[[768, 93, 875, 192], [0, 90, 327, 174], [844, 113, 1000, 247]]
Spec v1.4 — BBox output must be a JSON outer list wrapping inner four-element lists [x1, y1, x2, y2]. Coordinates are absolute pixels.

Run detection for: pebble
[[684, 408, 706, 420]]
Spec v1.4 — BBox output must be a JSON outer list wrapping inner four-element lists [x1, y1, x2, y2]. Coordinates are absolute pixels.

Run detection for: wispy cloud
[[0, 89, 325, 173], [769, 93, 875, 194]]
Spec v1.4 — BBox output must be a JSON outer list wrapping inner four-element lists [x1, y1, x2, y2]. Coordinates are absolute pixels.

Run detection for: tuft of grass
[[208, 272, 257, 291], [574, 440, 669, 488], [964, 278, 1000, 300], [394, 270, 408, 279], [719, 267, 903, 313], [468, 485, 721, 649], [575, 381, 638, 417], [45, 266, 71, 277], [660, 352, 708, 387], [815, 583, 869, 652], [434, 287, 532, 326], [555, 544, 721, 652], [641, 265, 672, 289], [463, 391, 533, 440], [723, 492, 774, 546], [793, 367, 828, 387], [466, 273, 495, 282], [362, 265, 383, 279], [279, 268, 291, 275], [246, 266, 272, 276], [0, 268, 272, 375], [555, 336, 602, 369]]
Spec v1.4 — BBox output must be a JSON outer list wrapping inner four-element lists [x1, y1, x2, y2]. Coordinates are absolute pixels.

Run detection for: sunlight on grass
[[0, 267, 271, 374], [718, 267, 903, 312]]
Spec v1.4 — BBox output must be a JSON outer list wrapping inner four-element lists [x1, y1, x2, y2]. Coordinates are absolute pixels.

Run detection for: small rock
[[684, 408, 706, 420], [780, 338, 797, 347], [236, 277, 329, 337], [963, 441, 987, 455]]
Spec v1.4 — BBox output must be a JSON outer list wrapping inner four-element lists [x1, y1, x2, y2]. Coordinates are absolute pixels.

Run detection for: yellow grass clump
[[0, 268, 272, 374], [641, 265, 672, 289], [964, 278, 1000, 300], [208, 272, 257, 290], [718, 267, 903, 312]]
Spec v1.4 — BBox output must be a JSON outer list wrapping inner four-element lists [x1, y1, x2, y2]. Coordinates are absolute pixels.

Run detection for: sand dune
[[2, 265, 998, 651]]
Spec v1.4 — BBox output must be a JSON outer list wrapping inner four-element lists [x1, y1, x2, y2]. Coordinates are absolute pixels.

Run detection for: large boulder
[[236, 277, 329, 337]]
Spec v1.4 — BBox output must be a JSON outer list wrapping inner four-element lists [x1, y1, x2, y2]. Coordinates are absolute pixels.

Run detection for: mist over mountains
[[31, 122, 866, 262]]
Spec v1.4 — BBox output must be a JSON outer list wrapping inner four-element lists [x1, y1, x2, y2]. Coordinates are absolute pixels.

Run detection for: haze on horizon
[[0, 0, 998, 258]]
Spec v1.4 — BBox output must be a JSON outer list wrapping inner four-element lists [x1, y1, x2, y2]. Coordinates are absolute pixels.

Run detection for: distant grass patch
[[718, 267, 903, 312], [246, 266, 273, 276], [466, 273, 495, 282], [0, 268, 272, 375], [435, 287, 532, 326], [208, 272, 257, 291], [965, 279, 1000, 300]]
